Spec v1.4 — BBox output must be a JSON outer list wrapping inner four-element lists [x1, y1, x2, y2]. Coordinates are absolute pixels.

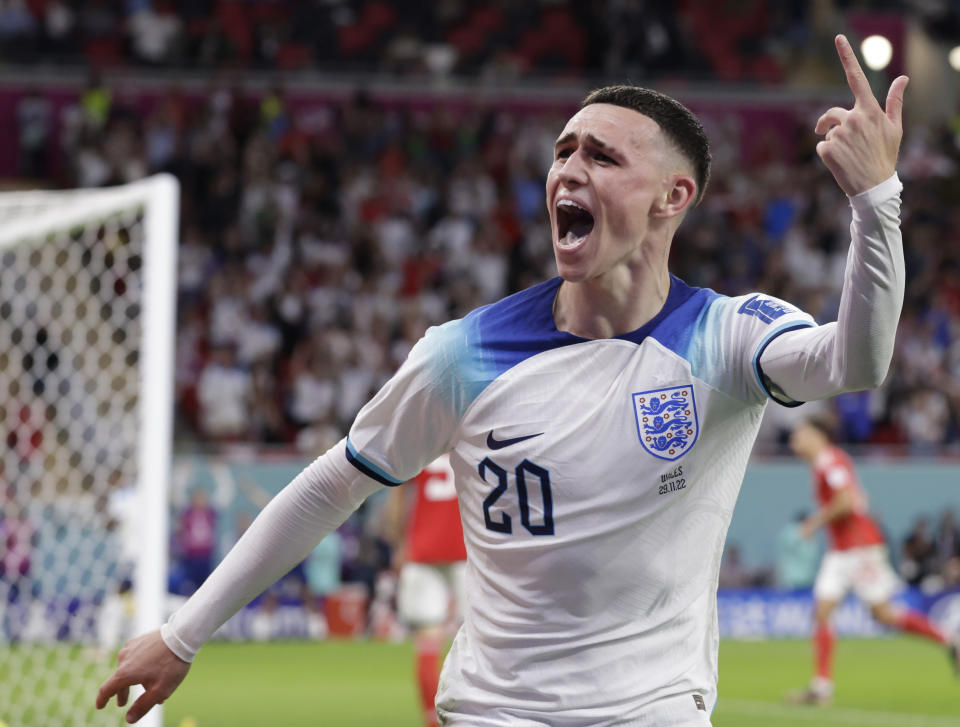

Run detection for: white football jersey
[[347, 275, 814, 724]]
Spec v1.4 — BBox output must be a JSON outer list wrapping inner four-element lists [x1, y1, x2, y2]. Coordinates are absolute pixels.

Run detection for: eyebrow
[[554, 132, 618, 155]]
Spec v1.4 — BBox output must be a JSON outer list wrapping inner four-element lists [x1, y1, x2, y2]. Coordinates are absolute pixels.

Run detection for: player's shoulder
[[423, 277, 560, 343], [465, 276, 562, 333], [679, 286, 816, 351], [825, 445, 855, 470], [424, 276, 574, 365], [725, 292, 809, 326], [406, 279, 569, 411], [815, 445, 854, 476], [645, 275, 723, 355]]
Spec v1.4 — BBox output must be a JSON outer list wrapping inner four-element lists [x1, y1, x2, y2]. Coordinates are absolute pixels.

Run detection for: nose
[[556, 149, 588, 188]]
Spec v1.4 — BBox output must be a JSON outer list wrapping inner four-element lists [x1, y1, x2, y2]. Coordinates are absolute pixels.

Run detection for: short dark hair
[[581, 85, 711, 206]]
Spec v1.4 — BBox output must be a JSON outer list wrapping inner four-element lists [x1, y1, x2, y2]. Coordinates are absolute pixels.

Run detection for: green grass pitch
[[7, 637, 957, 726], [154, 637, 960, 727]]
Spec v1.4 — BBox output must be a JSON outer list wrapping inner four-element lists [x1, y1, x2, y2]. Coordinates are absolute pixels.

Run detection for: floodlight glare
[[861, 35, 893, 71], [950, 46, 960, 71]]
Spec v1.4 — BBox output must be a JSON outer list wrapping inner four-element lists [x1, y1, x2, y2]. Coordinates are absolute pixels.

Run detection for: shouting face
[[546, 103, 694, 285]]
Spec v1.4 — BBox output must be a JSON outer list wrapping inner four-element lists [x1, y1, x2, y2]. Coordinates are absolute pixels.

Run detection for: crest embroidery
[[632, 385, 699, 461]]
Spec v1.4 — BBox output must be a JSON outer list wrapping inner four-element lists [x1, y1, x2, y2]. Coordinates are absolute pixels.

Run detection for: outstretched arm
[[759, 35, 908, 402], [96, 439, 381, 723]]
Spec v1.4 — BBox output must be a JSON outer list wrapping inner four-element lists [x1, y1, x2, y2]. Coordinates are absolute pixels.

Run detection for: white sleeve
[[758, 174, 904, 403], [346, 320, 467, 485], [160, 439, 380, 662]]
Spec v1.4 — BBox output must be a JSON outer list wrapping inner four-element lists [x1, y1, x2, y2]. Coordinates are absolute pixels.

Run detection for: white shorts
[[397, 561, 466, 628], [813, 545, 900, 605]]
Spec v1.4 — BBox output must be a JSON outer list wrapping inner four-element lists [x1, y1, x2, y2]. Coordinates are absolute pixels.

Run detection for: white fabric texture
[[759, 174, 904, 401]]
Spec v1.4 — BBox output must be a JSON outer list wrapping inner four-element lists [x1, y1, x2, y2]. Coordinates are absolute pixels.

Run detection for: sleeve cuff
[[160, 621, 197, 663], [752, 321, 816, 407], [848, 173, 902, 211]]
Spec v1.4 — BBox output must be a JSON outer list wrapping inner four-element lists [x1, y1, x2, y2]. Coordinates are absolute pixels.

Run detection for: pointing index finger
[[835, 34, 874, 107]]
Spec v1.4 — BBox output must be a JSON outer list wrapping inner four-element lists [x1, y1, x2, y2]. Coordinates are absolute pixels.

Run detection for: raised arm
[[758, 35, 908, 403]]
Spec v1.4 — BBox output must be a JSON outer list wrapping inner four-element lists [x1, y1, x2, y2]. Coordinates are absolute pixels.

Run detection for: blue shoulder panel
[[423, 278, 579, 418], [469, 277, 578, 376], [426, 275, 719, 417], [646, 276, 719, 356]]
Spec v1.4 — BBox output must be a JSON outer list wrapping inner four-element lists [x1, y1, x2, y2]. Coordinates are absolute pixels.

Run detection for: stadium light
[[950, 46, 960, 71], [860, 34, 893, 71]]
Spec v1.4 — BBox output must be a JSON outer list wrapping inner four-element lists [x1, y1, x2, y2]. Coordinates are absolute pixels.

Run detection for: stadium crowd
[[4, 4, 960, 663], [0, 0, 900, 83], [14, 70, 960, 455]]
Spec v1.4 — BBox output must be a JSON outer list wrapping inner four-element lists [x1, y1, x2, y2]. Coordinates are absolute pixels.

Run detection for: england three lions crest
[[632, 385, 699, 461]]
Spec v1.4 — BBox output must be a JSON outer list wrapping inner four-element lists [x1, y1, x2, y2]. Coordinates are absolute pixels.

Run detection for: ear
[[651, 174, 697, 219]]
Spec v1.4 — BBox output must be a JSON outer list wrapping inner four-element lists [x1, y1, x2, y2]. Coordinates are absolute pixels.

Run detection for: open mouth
[[556, 199, 595, 249]]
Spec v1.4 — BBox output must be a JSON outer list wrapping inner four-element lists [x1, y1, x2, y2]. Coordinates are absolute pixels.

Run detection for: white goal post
[[0, 174, 178, 727]]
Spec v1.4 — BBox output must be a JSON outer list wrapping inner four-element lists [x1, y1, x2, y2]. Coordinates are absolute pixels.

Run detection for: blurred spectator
[[16, 89, 52, 179], [935, 510, 960, 589], [127, 1, 182, 65], [0, 0, 813, 82], [719, 543, 749, 589], [3, 21, 959, 456], [302, 533, 342, 638], [776, 511, 821, 590], [899, 516, 939, 589], [174, 489, 218, 596], [304, 532, 343, 607], [195, 344, 252, 441], [895, 388, 952, 454], [79, 71, 112, 132], [1, 482, 35, 641], [0, 0, 37, 59]]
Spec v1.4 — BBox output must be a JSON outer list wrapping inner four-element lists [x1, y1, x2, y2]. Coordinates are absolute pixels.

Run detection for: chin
[[553, 258, 592, 284]]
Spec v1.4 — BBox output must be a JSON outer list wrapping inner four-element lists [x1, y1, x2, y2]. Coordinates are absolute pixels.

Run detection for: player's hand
[[815, 34, 908, 196], [799, 518, 817, 540], [96, 629, 191, 723]]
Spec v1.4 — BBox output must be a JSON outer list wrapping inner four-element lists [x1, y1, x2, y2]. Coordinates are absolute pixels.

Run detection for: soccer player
[[786, 417, 959, 705], [97, 36, 912, 725], [383, 454, 467, 727]]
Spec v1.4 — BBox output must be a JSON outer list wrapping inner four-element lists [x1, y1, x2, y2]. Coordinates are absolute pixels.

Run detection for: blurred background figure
[[174, 488, 218, 596], [900, 515, 940, 591], [94, 468, 139, 652], [383, 455, 466, 727], [776, 511, 821, 591], [786, 418, 958, 706], [0, 482, 35, 642], [302, 531, 343, 640], [935, 510, 960, 590]]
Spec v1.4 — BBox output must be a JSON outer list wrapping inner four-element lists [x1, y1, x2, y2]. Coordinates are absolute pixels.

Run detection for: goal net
[[0, 175, 178, 727]]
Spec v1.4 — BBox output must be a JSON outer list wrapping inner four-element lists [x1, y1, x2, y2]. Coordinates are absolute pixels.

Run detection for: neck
[[554, 263, 672, 339]]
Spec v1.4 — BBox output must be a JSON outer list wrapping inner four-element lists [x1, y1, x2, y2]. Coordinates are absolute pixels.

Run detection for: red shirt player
[[384, 454, 466, 727], [402, 454, 467, 566], [787, 417, 958, 705]]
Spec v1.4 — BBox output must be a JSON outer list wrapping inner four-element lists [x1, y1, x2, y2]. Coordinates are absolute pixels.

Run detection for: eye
[[556, 148, 572, 160], [593, 151, 616, 164]]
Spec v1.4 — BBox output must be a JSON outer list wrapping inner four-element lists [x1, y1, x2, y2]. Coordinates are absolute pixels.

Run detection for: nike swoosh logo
[[486, 431, 544, 450]]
